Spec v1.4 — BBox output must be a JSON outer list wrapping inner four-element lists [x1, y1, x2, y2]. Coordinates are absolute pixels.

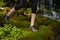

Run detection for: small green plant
[[0, 24, 32, 40], [0, 24, 22, 40]]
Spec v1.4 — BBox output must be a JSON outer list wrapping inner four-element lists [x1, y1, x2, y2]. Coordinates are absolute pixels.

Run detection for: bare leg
[[6, 7, 15, 16], [30, 13, 36, 26], [5, 7, 15, 23], [30, 13, 38, 32]]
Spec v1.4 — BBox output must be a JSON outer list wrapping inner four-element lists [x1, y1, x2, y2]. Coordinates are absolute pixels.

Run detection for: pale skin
[[6, 7, 36, 27]]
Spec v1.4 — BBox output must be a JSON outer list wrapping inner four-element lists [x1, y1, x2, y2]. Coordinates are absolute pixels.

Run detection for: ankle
[[29, 25, 34, 27], [30, 24, 34, 26], [5, 14, 9, 17]]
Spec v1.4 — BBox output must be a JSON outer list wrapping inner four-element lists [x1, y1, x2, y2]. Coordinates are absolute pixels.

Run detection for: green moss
[[0, 7, 60, 40]]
